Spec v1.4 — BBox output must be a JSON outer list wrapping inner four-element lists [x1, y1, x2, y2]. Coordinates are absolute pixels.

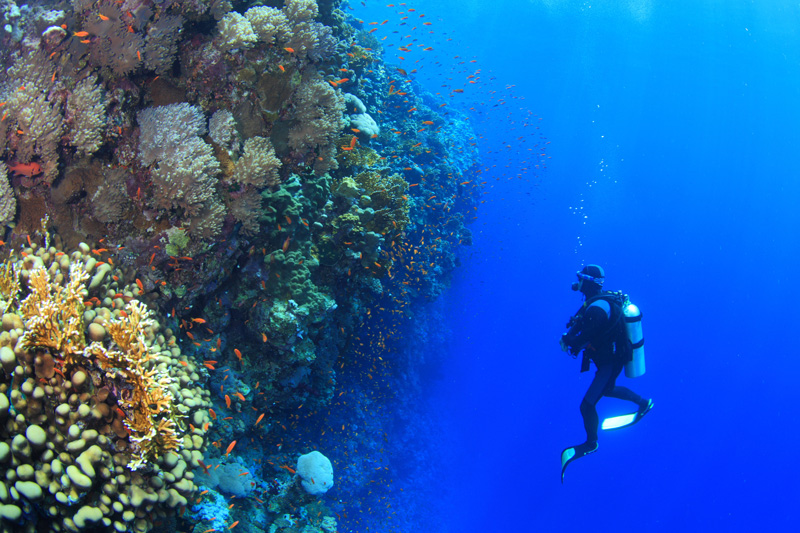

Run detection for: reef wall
[[0, 1, 481, 531]]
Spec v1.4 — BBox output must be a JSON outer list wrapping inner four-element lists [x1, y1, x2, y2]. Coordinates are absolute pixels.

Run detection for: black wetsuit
[[563, 295, 645, 444]]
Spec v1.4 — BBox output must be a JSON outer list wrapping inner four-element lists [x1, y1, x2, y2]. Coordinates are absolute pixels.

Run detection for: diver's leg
[[606, 386, 647, 408], [580, 364, 615, 444], [601, 361, 648, 409]]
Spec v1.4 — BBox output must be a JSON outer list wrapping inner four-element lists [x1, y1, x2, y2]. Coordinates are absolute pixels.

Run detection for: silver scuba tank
[[623, 302, 645, 378]]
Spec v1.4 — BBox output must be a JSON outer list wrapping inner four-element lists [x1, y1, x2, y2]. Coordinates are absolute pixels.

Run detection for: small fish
[[228, 522, 239, 530], [98, 14, 110, 21], [284, 47, 295, 53], [256, 413, 265, 425], [135, 279, 144, 291], [225, 395, 231, 409], [73, 31, 89, 37], [282, 237, 291, 252], [278, 65, 285, 72], [262, 333, 268, 343], [191, 318, 207, 324], [234, 392, 246, 402], [234, 348, 242, 361], [225, 440, 237, 456], [209, 409, 217, 420]]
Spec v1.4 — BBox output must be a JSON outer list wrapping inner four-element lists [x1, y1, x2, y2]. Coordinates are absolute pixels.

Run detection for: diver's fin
[[560, 441, 598, 483], [601, 399, 654, 431]]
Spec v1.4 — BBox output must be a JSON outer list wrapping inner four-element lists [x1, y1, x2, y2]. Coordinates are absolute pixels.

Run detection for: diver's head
[[571, 264, 604, 297]]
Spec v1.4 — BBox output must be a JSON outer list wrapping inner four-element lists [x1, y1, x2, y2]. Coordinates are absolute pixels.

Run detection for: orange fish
[[234, 348, 242, 361], [225, 395, 231, 409], [235, 392, 246, 402], [135, 279, 144, 291], [262, 333, 268, 343], [6, 162, 43, 178], [73, 31, 89, 37], [282, 237, 291, 252], [98, 14, 110, 21], [256, 413, 265, 425], [278, 65, 285, 72], [209, 409, 217, 420], [225, 440, 237, 456], [284, 47, 295, 53], [228, 522, 239, 530]]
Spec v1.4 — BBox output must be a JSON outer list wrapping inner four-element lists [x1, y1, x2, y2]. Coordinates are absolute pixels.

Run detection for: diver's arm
[[562, 305, 608, 354]]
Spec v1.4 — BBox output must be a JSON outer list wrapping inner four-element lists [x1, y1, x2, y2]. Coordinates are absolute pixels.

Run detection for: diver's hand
[[560, 335, 569, 353]]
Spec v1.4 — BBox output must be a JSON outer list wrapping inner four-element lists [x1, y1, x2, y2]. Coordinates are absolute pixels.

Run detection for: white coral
[[232, 136, 281, 188], [0, 162, 16, 225], [216, 11, 257, 52], [284, 0, 319, 22], [67, 75, 107, 157], [209, 109, 241, 154], [245, 6, 290, 43], [137, 103, 221, 216]]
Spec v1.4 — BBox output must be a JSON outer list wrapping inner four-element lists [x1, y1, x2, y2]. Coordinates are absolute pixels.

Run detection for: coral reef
[[0, 1, 486, 530], [0, 236, 213, 531]]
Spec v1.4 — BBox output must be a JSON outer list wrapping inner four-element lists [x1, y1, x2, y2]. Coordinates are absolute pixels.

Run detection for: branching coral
[[17, 264, 88, 368], [85, 300, 180, 469], [0, 258, 20, 312]]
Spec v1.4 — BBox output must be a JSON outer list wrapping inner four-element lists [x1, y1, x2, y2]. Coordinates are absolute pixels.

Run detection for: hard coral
[[86, 300, 180, 469], [18, 264, 88, 368], [0, 237, 214, 531]]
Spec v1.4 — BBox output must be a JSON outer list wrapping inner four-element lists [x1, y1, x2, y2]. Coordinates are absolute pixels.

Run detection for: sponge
[[296, 450, 333, 495]]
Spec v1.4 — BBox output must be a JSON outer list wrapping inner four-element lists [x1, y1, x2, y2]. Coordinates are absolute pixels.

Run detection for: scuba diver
[[559, 264, 653, 483]]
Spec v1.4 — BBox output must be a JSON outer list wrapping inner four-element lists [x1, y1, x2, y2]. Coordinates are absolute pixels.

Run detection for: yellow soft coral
[[17, 264, 88, 367], [0, 260, 20, 312], [85, 300, 181, 469]]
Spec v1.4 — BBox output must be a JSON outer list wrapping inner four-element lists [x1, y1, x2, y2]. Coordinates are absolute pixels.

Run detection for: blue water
[[357, 0, 800, 531]]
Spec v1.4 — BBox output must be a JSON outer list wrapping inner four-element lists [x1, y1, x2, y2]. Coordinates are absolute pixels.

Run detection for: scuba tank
[[623, 301, 645, 378]]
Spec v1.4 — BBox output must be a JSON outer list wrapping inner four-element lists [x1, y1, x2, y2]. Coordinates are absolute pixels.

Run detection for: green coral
[[163, 226, 190, 257]]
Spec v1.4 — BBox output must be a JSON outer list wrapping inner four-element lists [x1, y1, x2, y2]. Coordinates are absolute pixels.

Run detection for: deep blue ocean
[[354, 0, 800, 531]]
